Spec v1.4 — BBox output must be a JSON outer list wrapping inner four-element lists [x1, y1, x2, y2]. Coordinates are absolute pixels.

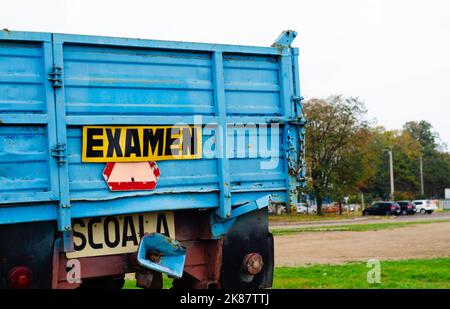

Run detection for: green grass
[[123, 258, 450, 289], [273, 258, 450, 289], [123, 275, 173, 289], [123, 279, 139, 289], [271, 219, 450, 236]]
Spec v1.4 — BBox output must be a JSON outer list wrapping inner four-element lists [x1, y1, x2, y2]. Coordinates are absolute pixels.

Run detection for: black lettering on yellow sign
[[82, 125, 202, 162], [72, 214, 172, 252]]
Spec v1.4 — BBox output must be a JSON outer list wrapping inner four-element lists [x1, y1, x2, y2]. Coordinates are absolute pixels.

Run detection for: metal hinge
[[48, 66, 63, 88], [51, 143, 67, 165]]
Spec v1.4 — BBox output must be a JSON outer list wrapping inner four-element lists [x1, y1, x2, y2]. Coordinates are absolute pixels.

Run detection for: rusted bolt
[[242, 253, 264, 276], [146, 251, 163, 263]]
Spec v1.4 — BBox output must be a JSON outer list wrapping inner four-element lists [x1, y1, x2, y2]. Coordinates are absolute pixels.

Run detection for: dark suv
[[362, 201, 401, 216], [396, 201, 416, 215]]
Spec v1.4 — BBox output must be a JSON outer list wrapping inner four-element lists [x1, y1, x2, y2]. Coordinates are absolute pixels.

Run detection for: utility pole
[[361, 192, 365, 210], [420, 156, 424, 196], [385, 149, 395, 200]]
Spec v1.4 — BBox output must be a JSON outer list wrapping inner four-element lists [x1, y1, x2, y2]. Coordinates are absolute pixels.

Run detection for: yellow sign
[[66, 212, 175, 259], [82, 125, 202, 162]]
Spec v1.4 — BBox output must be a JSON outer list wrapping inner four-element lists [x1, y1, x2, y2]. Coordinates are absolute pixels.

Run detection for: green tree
[[304, 96, 368, 215], [404, 120, 450, 198], [403, 121, 438, 155], [423, 152, 450, 198], [363, 128, 421, 199], [304, 101, 450, 210]]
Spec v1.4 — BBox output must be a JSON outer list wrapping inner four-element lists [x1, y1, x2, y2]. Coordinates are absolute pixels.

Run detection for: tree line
[[303, 95, 450, 215]]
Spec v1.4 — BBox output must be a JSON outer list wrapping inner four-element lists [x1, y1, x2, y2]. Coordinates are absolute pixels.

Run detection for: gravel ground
[[275, 221, 450, 266]]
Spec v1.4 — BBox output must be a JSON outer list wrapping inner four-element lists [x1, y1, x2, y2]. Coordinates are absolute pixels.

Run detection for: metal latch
[[291, 95, 304, 104], [48, 66, 63, 88], [51, 143, 67, 166]]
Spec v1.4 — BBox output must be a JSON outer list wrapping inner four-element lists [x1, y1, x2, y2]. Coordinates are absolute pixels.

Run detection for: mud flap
[[0, 221, 56, 288], [220, 208, 274, 288]]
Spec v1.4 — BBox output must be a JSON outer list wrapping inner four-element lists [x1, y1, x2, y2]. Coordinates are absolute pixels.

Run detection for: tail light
[[8, 266, 32, 289], [407, 204, 413, 209], [390, 205, 396, 210]]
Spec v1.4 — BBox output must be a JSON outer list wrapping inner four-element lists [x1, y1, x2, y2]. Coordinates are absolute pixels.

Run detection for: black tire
[[420, 209, 426, 215], [221, 209, 274, 289], [402, 210, 407, 216]]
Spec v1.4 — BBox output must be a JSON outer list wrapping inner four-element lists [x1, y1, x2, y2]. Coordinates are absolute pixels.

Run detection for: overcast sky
[[2, 0, 449, 147]]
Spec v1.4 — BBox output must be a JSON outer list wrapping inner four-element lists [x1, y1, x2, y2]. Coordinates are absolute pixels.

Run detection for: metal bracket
[[272, 30, 298, 48], [48, 66, 63, 88], [210, 195, 271, 238], [291, 95, 304, 105], [51, 143, 67, 166]]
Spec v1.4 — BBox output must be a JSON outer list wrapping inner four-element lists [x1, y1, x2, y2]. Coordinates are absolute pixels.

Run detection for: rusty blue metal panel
[[278, 49, 300, 210], [62, 44, 214, 116], [0, 30, 51, 42], [52, 33, 282, 56], [212, 51, 232, 219], [0, 36, 60, 205], [0, 30, 303, 236], [52, 41, 73, 251]]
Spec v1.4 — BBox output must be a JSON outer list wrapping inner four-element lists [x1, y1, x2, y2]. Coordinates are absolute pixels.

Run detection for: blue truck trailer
[[0, 29, 305, 289]]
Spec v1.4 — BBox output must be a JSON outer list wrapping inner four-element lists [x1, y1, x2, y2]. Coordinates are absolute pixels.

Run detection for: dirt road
[[275, 222, 450, 266]]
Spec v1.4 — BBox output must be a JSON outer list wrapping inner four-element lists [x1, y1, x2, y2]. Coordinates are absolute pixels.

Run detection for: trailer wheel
[[220, 208, 274, 289], [171, 272, 197, 289]]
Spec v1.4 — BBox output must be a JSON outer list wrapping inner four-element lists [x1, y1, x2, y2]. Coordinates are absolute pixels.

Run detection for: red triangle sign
[[103, 162, 160, 191]]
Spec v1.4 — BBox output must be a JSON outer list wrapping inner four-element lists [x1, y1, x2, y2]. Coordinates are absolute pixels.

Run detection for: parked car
[[412, 200, 437, 215], [362, 201, 401, 216], [322, 203, 340, 214], [396, 200, 416, 215], [268, 203, 286, 215], [296, 203, 317, 214]]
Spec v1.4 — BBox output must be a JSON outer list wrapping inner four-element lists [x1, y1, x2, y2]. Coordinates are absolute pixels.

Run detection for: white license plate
[[66, 212, 175, 259]]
